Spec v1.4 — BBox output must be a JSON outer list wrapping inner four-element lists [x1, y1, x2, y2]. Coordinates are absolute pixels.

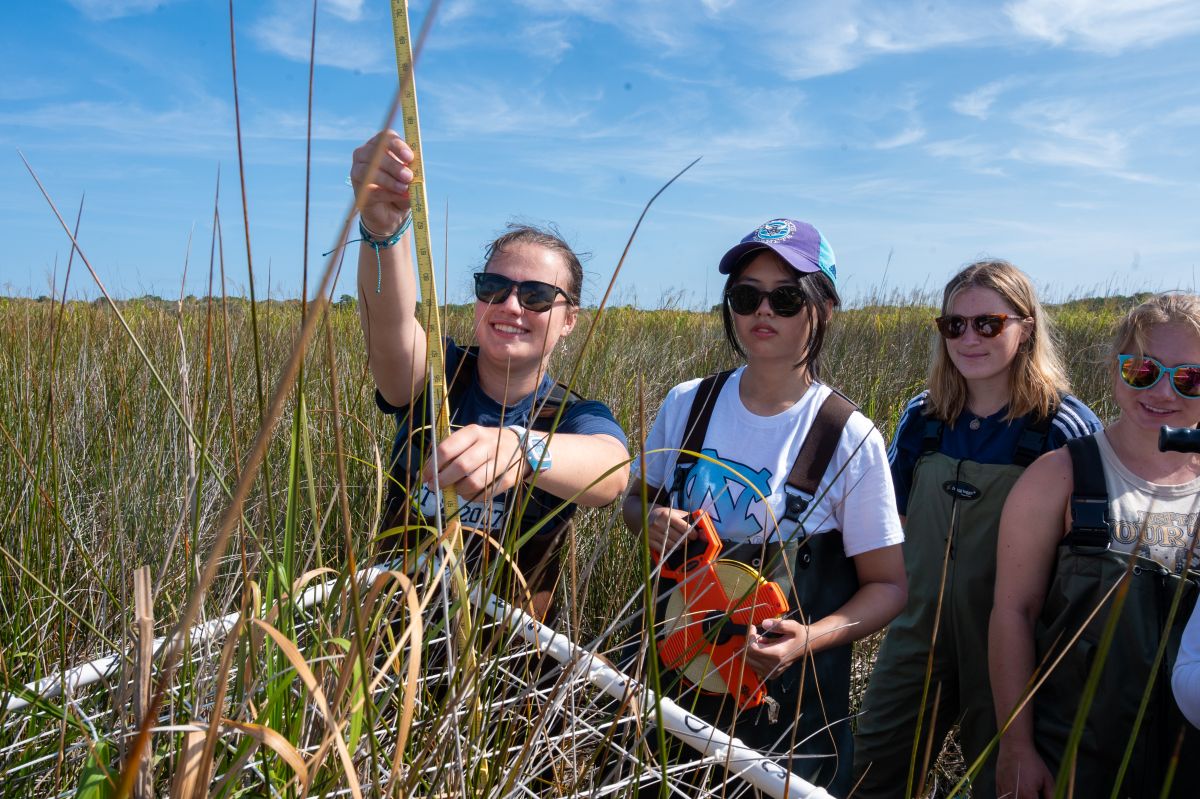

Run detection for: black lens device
[[1159, 426, 1200, 454]]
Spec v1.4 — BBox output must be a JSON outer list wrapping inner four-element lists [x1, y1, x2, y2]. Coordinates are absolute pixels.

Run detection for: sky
[[2, 0, 1199, 308]]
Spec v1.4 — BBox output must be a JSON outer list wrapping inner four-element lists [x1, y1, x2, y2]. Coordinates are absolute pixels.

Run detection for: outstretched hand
[[350, 130, 414, 236], [421, 424, 524, 503]]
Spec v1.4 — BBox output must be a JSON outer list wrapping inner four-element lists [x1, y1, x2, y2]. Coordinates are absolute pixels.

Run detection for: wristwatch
[[507, 425, 552, 474]]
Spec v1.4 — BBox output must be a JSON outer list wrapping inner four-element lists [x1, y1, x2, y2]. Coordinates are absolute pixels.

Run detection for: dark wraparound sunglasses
[[935, 313, 1030, 339], [724, 284, 806, 317], [1119, 354, 1200, 399], [473, 272, 572, 313]]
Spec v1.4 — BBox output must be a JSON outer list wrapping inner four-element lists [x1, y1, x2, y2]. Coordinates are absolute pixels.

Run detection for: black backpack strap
[[921, 416, 944, 455], [1064, 434, 1111, 552], [444, 345, 477, 420], [531, 381, 584, 431], [1013, 398, 1060, 468], [782, 390, 856, 525], [668, 370, 734, 501]]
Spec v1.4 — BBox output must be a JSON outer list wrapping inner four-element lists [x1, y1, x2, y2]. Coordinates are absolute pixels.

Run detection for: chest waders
[[642, 371, 861, 795], [1033, 434, 1199, 799], [380, 346, 582, 603], [854, 413, 1052, 798]]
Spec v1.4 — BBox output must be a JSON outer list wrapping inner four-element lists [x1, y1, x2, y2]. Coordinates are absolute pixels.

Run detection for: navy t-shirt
[[377, 339, 627, 532], [888, 391, 1103, 515]]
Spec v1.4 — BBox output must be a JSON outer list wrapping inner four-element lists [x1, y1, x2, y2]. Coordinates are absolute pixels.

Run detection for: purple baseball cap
[[717, 218, 837, 285]]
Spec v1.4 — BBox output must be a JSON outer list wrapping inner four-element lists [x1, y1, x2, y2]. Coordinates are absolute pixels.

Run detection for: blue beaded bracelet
[[360, 215, 412, 293]]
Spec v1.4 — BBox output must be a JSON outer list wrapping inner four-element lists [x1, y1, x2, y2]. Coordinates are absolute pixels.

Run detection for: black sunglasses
[[473, 272, 572, 313], [935, 313, 1029, 339], [724, 284, 806, 317]]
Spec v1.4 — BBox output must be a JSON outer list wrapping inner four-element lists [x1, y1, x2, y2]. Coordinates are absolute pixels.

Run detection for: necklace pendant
[[969, 417, 981, 431]]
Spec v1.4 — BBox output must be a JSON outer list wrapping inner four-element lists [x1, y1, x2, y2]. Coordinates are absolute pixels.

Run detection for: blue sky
[[2, 0, 1199, 307]]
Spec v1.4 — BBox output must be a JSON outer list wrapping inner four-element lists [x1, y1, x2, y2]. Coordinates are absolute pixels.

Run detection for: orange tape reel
[[655, 511, 788, 709]]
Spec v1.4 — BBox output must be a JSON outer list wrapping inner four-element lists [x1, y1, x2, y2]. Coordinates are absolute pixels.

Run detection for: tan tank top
[[1096, 430, 1200, 574]]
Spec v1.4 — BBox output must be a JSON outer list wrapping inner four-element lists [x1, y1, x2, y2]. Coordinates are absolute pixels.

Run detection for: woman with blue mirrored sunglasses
[[993, 293, 1200, 798]]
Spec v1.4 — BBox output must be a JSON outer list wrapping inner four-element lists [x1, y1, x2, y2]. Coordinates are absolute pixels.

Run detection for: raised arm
[[989, 447, 1073, 799], [351, 130, 427, 408]]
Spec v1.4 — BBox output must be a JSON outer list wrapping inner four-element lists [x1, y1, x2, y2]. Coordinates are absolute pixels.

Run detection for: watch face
[[527, 434, 551, 472]]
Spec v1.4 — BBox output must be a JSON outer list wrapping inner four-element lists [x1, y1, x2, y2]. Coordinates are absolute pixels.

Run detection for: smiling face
[[1114, 322, 1200, 432], [728, 251, 817, 367], [943, 285, 1031, 394], [473, 241, 577, 372]]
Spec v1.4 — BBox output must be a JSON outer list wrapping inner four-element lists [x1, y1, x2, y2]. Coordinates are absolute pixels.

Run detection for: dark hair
[[483, 223, 585, 305], [720, 249, 841, 378]]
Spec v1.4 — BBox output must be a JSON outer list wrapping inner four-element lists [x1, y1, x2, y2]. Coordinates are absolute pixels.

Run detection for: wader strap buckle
[[670, 464, 689, 500], [782, 485, 812, 525], [1066, 497, 1111, 553]]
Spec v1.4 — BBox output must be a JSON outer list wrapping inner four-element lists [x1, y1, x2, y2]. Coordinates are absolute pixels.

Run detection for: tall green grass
[[0, 293, 1126, 796]]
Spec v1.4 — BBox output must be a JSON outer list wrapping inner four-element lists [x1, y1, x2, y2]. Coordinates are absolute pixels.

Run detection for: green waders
[[1034, 548, 1198, 798], [854, 451, 1025, 797], [1032, 434, 1199, 798]]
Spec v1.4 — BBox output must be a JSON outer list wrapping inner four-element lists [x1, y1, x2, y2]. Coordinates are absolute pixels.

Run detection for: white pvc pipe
[[476, 591, 835, 799], [6, 567, 389, 713], [8, 562, 836, 799]]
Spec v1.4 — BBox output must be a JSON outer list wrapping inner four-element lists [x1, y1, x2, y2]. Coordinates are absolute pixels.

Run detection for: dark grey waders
[[641, 371, 861, 796], [854, 415, 1053, 797], [1033, 434, 1199, 799]]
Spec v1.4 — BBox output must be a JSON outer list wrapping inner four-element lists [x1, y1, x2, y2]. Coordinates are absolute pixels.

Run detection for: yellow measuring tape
[[388, 0, 481, 703], [388, 0, 454, 508]]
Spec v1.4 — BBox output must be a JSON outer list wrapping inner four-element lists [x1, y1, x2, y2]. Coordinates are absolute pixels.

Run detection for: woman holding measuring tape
[[623, 218, 907, 794], [351, 130, 630, 619]]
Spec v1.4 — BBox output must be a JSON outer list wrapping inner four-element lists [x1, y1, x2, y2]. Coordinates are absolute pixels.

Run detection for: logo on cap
[[754, 219, 795, 243]]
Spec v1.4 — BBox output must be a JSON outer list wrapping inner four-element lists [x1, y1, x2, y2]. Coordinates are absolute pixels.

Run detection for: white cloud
[[501, 1, 1008, 79], [439, 0, 479, 24], [1163, 105, 1200, 127], [0, 98, 233, 156], [952, 79, 1017, 119], [925, 136, 1010, 175], [513, 0, 710, 51], [0, 77, 65, 102], [251, 3, 390, 73], [427, 82, 593, 137], [324, 0, 364, 23], [518, 19, 573, 61], [762, 2, 1003, 80], [1006, 0, 1200, 53], [66, 0, 177, 21], [1010, 98, 1127, 170], [875, 126, 926, 149]]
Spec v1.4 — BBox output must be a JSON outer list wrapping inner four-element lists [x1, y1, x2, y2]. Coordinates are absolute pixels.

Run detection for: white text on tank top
[[1096, 431, 1200, 575]]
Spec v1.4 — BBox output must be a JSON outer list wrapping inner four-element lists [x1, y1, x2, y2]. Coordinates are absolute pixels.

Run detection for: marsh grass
[[0, 290, 1128, 797]]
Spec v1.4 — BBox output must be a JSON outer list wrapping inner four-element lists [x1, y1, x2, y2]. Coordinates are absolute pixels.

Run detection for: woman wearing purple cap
[[623, 218, 908, 794]]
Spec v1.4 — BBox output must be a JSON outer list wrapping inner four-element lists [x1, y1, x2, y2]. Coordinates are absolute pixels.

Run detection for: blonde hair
[[927, 259, 1069, 424], [1110, 292, 1200, 362]]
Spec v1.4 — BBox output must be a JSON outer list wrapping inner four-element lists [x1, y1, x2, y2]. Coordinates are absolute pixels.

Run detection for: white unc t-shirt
[[633, 368, 904, 557]]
